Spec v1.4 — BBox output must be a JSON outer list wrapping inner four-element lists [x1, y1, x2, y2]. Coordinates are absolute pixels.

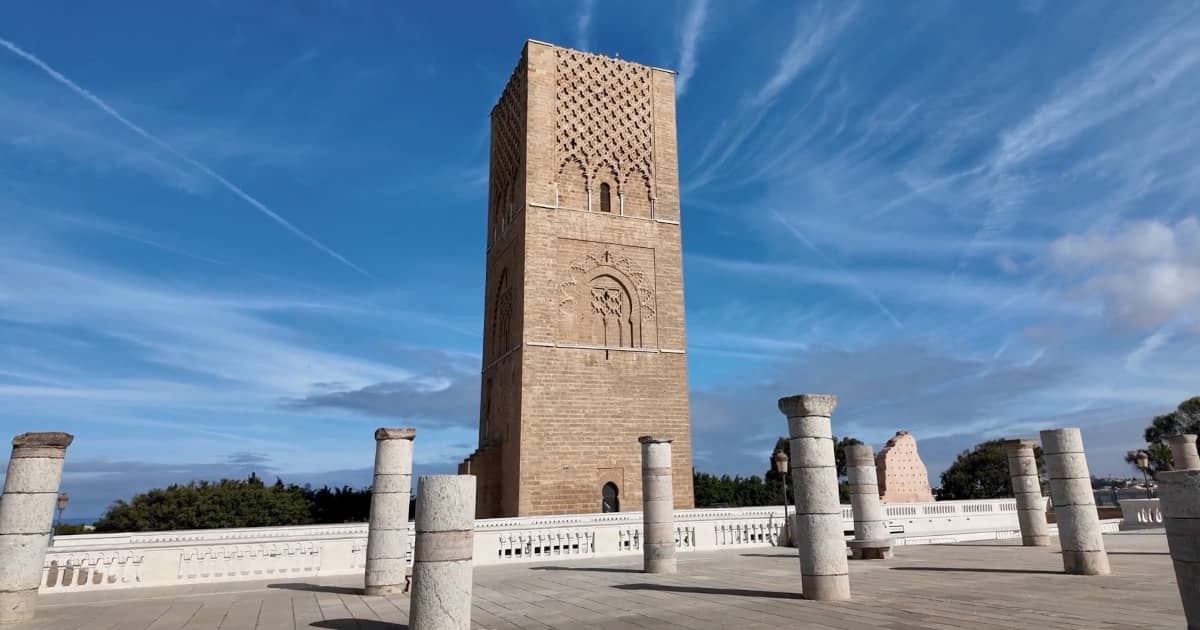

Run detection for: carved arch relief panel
[[555, 241, 657, 349], [553, 49, 655, 218]]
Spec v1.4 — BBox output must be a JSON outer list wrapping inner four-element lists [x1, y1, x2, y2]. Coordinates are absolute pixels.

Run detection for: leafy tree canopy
[[936, 439, 1045, 500], [1125, 396, 1200, 478], [93, 473, 373, 533]]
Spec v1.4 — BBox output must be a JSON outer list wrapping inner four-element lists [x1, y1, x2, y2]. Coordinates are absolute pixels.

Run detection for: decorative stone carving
[[554, 48, 653, 204], [558, 249, 656, 349], [489, 56, 526, 246], [876, 431, 934, 503], [491, 268, 514, 359]]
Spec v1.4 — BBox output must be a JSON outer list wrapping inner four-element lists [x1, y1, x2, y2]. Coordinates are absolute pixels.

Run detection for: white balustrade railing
[[1118, 498, 1163, 530], [39, 498, 1121, 595]]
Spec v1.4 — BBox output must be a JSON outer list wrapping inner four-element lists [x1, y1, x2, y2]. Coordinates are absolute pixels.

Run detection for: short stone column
[[410, 475, 475, 630], [0, 432, 73, 625], [364, 427, 416, 596], [1169, 434, 1200, 471], [1157, 469, 1200, 628], [779, 394, 850, 600], [1040, 428, 1110, 575], [845, 444, 892, 559], [1003, 439, 1050, 547], [639, 436, 676, 574]]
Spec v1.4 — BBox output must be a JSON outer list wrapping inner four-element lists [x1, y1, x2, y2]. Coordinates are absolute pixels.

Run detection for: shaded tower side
[[459, 50, 528, 518], [515, 42, 694, 515]]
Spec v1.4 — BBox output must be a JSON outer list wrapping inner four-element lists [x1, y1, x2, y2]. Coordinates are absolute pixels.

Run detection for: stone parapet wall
[[34, 499, 1123, 596]]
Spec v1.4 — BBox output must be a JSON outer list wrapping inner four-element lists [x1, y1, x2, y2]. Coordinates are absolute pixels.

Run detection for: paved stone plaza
[[15, 531, 1183, 629]]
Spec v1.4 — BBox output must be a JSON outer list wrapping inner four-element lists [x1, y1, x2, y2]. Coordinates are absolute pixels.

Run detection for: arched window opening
[[599, 182, 612, 213], [602, 482, 620, 513]]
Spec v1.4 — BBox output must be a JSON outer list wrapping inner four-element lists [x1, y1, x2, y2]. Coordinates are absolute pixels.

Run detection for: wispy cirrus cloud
[[574, 0, 596, 52], [0, 35, 370, 278], [674, 0, 709, 97]]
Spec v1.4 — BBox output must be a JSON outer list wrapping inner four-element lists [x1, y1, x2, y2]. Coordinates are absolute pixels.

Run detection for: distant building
[[875, 431, 934, 503]]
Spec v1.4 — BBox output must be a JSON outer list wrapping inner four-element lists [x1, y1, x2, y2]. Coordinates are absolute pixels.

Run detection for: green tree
[[936, 440, 1045, 500], [92, 474, 375, 533], [1125, 396, 1200, 477]]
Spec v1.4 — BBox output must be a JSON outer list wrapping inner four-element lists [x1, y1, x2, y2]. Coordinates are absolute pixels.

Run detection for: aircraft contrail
[[0, 36, 371, 278]]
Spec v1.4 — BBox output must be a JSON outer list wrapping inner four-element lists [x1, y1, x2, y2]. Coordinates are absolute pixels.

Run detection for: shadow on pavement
[[614, 583, 803, 599], [531, 566, 643, 574], [268, 582, 364, 595], [310, 621, 407, 630], [891, 566, 1061, 575]]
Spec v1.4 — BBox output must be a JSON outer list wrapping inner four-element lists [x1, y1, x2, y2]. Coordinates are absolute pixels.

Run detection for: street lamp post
[[1134, 450, 1152, 499], [49, 492, 68, 547], [772, 449, 790, 542]]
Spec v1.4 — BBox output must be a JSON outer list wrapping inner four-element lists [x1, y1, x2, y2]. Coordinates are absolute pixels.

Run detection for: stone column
[[845, 444, 892, 560], [364, 427, 416, 596], [1157, 469, 1200, 628], [1003, 439, 1050, 547], [1169, 434, 1200, 471], [779, 394, 850, 601], [0, 432, 73, 625], [639, 436, 676, 574], [410, 475, 475, 630], [1040, 428, 1110, 575]]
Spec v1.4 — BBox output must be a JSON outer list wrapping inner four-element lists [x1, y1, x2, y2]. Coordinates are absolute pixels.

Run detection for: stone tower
[[458, 40, 694, 518]]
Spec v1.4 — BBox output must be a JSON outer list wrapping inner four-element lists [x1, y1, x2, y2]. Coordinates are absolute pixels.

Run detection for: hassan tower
[[459, 40, 695, 517]]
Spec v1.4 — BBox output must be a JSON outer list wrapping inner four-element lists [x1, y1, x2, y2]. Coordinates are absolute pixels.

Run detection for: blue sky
[[2, 1, 1199, 519]]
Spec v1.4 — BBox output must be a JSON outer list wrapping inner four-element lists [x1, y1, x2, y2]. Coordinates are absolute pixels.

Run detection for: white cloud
[[753, 2, 857, 106], [1049, 217, 1200, 330], [575, 0, 596, 52], [675, 0, 709, 97]]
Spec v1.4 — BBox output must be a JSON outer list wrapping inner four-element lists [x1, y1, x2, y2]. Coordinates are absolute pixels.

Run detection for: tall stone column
[[1003, 439, 1050, 547], [639, 436, 676, 574], [364, 427, 415, 596], [1040, 428, 1110, 575], [1169, 435, 1200, 471], [0, 432, 73, 625], [410, 475, 475, 630], [779, 394, 850, 601], [845, 444, 892, 560], [1157, 469, 1200, 628]]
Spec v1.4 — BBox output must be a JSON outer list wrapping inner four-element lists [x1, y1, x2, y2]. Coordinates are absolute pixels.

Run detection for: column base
[[363, 583, 407, 596], [801, 574, 851, 601], [1022, 534, 1051, 547], [849, 539, 894, 560], [0, 589, 37, 625], [1062, 549, 1111, 575]]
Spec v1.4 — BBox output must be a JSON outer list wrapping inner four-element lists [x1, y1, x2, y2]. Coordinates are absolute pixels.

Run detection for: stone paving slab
[[18, 531, 1184, 629]]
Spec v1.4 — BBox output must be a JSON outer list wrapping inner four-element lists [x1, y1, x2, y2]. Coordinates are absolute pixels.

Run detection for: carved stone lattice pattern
[[492, 269, 514, 358], [559, 251, 655, 320], [490, 57, 526, 245], [555, 49, 653, 193]]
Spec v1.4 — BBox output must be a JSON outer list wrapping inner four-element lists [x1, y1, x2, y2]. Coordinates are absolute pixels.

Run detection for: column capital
[[1002, 438, 1038, 452], [375, 427, 417, 441], [778, 394, 837, 418], [1168, 434, 1198, 446], [12, 432, 73, 449], [638, 435, 673, 445]]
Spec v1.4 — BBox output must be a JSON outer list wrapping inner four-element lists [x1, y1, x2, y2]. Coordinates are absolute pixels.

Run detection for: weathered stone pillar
[[779, 394, 850, 600], [1003, 439, 1050, 547], [1169, 434, 1200, 471], [1158, 469, 1200, 628], [1040, 428, 1110, 575], [845, 444, 892, 560], [639, 436, 676, 574], [0, 432, 73, 625], [364, 427, 415, 596], [410, 475, 475, 630]]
